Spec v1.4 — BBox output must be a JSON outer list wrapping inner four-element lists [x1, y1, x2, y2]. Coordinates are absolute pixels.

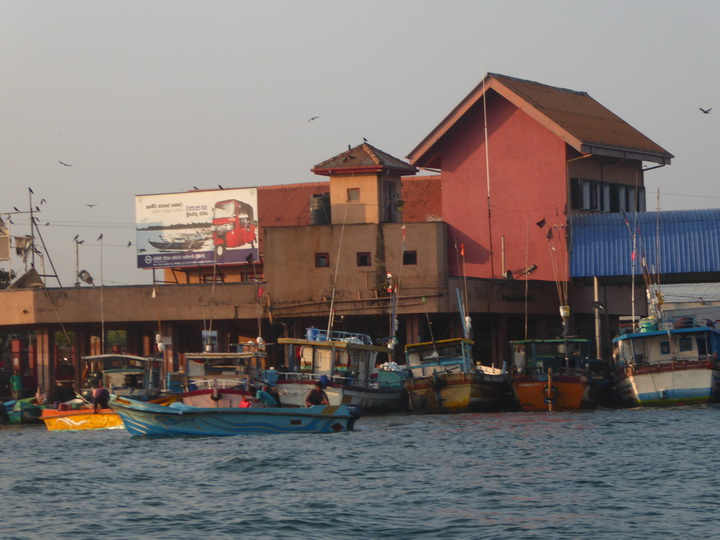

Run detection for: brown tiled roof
[[408, 73, 673, 168], [256, 175, 442, 250], [313, 143, 417, 176], [258, 181, 329, 228], [401, 175, 442, 223]]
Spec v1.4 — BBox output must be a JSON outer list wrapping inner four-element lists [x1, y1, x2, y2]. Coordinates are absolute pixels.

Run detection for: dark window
[[660, 341, 670, 355], [403, 251, 417, 265], [679, 337, 693, 352], [347, 188, 360, 202], [357, 252, 371, 266], [315, 253, 330, 267], [571, 178, 646, 213]]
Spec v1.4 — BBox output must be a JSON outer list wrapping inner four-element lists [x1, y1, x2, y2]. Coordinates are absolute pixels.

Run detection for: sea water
[[2, 406, 719, 539]]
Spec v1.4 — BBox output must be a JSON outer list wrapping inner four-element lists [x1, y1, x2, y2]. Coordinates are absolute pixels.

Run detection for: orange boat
[[509, 339, 611, 412], [41, 407, 123, 431]]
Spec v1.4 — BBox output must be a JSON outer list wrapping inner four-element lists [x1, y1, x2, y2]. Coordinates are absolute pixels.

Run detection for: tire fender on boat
[[543, 384, 558, 403]]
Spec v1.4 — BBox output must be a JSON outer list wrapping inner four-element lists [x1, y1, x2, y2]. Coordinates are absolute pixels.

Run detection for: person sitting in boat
[[255, 385, 278, 407], [239, 395, 253, 408], [92, 381, 110, 413], [304, 382, 329, 407]]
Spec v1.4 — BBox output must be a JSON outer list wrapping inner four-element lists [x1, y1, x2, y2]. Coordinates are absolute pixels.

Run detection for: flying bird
[[85, 203, 97, 208], [307, 116, 320, 122], [40, 199, 46, 204], [58, 161, 72, 166], [700, 107, 712, 114]]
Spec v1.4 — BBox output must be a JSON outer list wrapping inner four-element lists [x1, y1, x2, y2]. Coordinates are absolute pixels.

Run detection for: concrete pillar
[[35, 326, 53, 396]]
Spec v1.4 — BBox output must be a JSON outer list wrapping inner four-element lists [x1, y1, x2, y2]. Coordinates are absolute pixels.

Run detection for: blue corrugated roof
[[570, 209, 720, 277]]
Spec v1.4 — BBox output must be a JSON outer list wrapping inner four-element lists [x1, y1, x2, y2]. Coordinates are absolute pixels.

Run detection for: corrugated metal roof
[[313, 143, 417, 176], [650, 283, 720, 304], [409, 73, 673, 168], [570, 209, 720, 277]]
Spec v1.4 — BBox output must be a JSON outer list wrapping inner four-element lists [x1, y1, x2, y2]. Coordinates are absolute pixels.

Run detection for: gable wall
[[439, 92, 569, 283]]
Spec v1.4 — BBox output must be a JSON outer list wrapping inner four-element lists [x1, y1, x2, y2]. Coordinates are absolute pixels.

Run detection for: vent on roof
[[310, 193, 331, 225]]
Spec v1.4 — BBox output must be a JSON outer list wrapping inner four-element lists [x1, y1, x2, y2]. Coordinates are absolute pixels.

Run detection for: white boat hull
[[276, 381, 403, 413]]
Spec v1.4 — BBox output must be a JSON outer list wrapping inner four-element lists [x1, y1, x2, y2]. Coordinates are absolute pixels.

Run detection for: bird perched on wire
[[700, 107, 712, 114]]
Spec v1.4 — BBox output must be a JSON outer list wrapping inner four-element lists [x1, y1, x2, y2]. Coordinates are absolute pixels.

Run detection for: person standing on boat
[[304, 382, 329, 407], [92, 381, 109, 413], [10, 370, 22, 400]]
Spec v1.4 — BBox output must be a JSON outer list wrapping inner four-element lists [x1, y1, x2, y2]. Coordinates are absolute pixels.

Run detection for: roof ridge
[[489, 72, 589, 97]]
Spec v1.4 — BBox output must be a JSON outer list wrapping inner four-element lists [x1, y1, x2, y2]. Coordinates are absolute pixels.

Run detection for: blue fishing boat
[[612, 315, 720, 407], [110, 396, 358, 436]]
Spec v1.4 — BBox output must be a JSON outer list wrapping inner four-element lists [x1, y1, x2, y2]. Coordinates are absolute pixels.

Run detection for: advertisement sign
[[135, 188, 258, 269]]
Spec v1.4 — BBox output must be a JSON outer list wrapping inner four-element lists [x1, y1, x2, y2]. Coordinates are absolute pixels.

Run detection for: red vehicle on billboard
[[212, 199, 257, 257]]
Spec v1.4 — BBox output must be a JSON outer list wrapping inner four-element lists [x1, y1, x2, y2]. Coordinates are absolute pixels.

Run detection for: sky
[[1, 0, 718, 286]]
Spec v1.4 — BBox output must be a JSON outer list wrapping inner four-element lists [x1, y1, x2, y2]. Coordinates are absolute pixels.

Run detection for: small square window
[[660, 342, 670, 355], [403, 251, 417, 265], [315, 252, 330, 267], [347, 188, 360, 202], [679, 337, 693, 352], [357, 252, 371, 267]]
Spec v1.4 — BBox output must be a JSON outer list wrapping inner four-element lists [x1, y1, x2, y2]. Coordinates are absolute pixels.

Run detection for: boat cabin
[[510, 339, 596, 377], [82, 354, 162, 400], [404, 338, 475, 378], [278, 329, 388, 387], [613, 320, 720, 367]]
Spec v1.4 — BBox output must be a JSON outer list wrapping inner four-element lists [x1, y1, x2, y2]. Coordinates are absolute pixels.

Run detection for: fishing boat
[[174, 344, 271, 407], [80, 354, 163, 402], [0, 397, 47, 424], [275, 328, 405, 413], [612, 315, 720, 407], [110, 395, 358, 436], [404, 337, 509, 413], [148, 233, 207, 252], [41, 407, 123, 431], [510, 338, 611, 412]]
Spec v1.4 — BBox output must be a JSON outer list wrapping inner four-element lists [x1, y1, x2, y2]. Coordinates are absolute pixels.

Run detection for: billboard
[[135, 188, 258, 269]]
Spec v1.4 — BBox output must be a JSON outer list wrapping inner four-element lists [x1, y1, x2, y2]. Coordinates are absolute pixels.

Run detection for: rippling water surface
[[2, 407, 719, 539]]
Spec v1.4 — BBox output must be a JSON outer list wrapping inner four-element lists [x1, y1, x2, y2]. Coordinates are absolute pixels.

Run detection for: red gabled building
[[408, 73, 673, 285]]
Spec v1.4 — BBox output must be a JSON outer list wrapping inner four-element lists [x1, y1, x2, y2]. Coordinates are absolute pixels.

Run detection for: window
[[403, 251, 417, 265], [347, 188, 360, 202], [679, 337, 693, 352], [660, 342, 670, 355], [357, 252, 371, 267], [315, 252, 330, 267], [570, 178, 646, 213]]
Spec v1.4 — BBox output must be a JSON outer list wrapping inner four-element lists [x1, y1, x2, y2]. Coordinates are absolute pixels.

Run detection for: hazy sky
[[1, 0, 718, 286]]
